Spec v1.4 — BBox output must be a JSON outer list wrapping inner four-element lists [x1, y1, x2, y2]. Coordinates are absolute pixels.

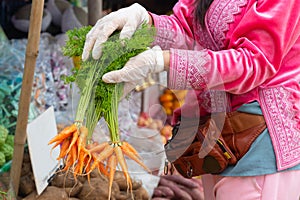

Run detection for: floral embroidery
[[195, 0, 248, 50], [259, 86, 300, 170]]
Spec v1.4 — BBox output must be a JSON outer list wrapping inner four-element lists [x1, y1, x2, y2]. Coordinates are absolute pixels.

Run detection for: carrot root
[[107, 154, 117, 200]]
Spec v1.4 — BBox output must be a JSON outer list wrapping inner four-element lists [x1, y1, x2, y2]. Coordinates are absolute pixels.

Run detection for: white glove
[[102, 46, 165, 97], [82, 3, 149, 61], [103, 46, 164, 83]]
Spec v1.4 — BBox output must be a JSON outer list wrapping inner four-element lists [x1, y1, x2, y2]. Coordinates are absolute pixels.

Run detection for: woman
[[82, 0, 300, 199]]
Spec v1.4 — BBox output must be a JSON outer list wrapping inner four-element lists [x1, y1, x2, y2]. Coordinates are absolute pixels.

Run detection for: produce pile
[[48, 25, 156, 199], [159, 89, 187, 116], [0, 125, 14, 168], [2, 147, 149, 200], [137, 112, 173, 144], [136, 88, 188, 144]]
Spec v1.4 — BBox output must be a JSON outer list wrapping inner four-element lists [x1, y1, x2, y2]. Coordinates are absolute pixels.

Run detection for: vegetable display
[[0, 125, 14, 168], [48, 25, 155, 199]]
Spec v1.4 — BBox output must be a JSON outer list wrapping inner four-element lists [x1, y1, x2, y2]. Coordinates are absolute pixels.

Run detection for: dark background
[[0, 0, 177, 39]]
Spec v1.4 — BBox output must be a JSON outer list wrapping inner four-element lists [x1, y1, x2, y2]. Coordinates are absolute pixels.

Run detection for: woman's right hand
[[82, 3, 150, 61]]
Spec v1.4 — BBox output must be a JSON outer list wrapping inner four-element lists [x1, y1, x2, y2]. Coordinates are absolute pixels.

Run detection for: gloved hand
[[82, 3, 150, 61], [152, 175, 204, 200], [102, 46, 165, 97]]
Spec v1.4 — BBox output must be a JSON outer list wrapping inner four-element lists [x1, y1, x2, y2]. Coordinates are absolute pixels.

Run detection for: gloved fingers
[[82, 11, 124, 60], [102, 68, 128, 83], [91, 22, 120, 59], [120, 20, 141, 39], [152, 186, 175, 198], [162, 175, 199, 188], [82, 26, 98, 61], [102, 46, 163, 83], [121, 81, 142, 99], [102, 56, 149, 83]]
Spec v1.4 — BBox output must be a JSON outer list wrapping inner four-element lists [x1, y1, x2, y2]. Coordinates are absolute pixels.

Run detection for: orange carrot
[[57, 137, 71, 160], [98, 161, 109, 177], [75, 150, 86, 175], [70, 145, 79, 178], [85, 158, 92, 184], [66, 130, 79, 154], [107, 154, 117, 200], [121, 147, 151, 173], [62, 152, 73, 172], [121, 141, 141, 159], [114, 145, 132, 194], [48, 124, 77, 145], [86, 142, 98, 150], [77, 126, 89, 155], [49, 140, 62, 158], [89, 142, 109, 154], [89, 144, 114, 173]]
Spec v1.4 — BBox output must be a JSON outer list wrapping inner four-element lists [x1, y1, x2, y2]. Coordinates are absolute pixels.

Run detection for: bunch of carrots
[[48, 124, 150, 199], [48, 25, 155, 199]]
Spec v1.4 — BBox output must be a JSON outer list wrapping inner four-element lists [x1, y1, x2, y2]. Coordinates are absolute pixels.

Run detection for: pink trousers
[[201, 170, 300, 200]]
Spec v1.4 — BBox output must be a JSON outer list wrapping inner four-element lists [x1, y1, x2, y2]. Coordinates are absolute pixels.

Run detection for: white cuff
[[153, 45, 164, 72]]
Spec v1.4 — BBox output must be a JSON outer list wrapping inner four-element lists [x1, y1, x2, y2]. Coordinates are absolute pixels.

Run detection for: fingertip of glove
[[92, 50, 101, 60], [102, 74, 113, 83], [119, 28, 134, 40], [82, 52, 88, 61]]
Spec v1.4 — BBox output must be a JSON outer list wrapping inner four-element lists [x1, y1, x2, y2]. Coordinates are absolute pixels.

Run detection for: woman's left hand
[[102, 45, 165, 84]]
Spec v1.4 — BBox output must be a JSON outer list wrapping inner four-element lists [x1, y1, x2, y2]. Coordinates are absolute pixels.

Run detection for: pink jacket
[[150, 0, 300, 171]]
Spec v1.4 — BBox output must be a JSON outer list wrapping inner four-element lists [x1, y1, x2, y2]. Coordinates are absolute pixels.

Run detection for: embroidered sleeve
[[168, 0, 300, 94], [149, 0, 196, 50]]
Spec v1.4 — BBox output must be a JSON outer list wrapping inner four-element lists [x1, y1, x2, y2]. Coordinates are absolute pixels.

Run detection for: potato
[[89, 168, 102, 178], [114, 190, 131, 200], [22, 190, 38, 200], [64, 181, 83, 197], [133, 187, 149, 200], [18, 174, 35, 197], [50, 171, 77, 188], [77, 177, 119, 200], [21, 161, 32, 177], [113, 171, 142, 191], [37, 186, 68, 200]]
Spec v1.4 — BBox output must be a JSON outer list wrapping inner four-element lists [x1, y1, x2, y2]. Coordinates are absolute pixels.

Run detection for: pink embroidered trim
[[259, 86, 300, 170], [169, 48, 210, 90], [208, 0, 248, 49], [199, 90, 231, 113], [194, 23, 217, 50], [195, 0, 247, 50], [153, 16, 175, 50]]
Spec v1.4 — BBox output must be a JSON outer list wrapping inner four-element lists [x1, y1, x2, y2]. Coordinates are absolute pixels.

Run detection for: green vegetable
[[0, 143, 13, 161], [62, 26, 92, 57], [88, 26, 155, 141], [63, 24, 155, 142], [0, 152, 5, 167], [0, 125, 8, 146], [5, 135, 14, 147]]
